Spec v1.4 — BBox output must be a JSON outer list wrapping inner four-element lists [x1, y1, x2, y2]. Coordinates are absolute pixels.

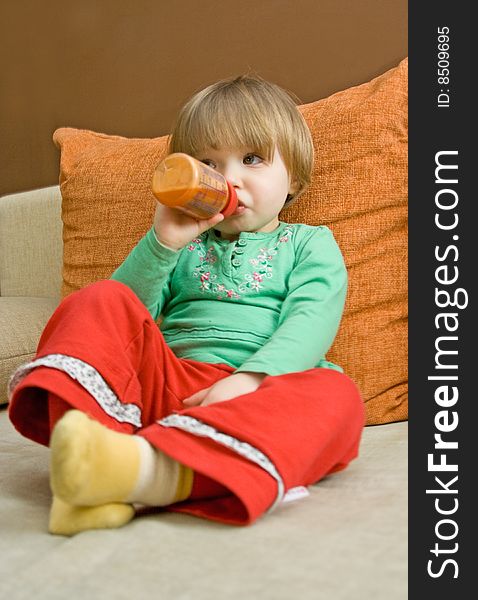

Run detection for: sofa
[[0, 184, 407, 600], [0, 60, 407, 598]]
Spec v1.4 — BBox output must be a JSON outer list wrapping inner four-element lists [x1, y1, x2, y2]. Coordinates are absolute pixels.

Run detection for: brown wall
[[0, 0, 407, 196]]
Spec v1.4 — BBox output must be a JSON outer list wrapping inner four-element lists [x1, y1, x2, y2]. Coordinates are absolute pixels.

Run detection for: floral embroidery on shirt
[[190, 225, 294, 299]]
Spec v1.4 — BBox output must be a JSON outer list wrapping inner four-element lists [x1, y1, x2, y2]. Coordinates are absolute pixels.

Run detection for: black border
[[409, 3, 473, 596]]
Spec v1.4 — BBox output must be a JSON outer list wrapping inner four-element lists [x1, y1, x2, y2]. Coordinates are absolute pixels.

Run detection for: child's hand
[[182, 372, 267, 408], [153, 203, 224, 251]]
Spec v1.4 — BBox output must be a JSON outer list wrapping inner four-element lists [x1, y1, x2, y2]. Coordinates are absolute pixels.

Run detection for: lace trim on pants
[[8, 353, 142, 427], [159, 413, 285, 512]]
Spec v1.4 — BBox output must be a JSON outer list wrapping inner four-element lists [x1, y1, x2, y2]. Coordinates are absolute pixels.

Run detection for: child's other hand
[[182, 372, 266, 408], [153, 203, 224, 251]]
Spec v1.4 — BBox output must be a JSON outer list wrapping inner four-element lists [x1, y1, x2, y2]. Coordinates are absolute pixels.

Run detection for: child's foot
[[50, 408, 194, 507], [49, 496, 135, 536], [50, 410, 142, 506]]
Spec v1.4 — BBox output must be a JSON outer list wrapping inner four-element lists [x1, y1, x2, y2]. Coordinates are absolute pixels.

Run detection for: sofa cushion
[[282, 59, 408, 426], [53, 58, 408, 425], [0, 297, 60, 405], [0, 411, 407, 597]]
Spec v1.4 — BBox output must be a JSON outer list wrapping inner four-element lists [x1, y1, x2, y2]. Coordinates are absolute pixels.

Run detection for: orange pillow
[[282, 57, 408, 426], [54, 57, 408, 425]]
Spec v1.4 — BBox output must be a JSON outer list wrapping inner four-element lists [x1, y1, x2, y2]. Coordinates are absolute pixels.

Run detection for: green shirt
[[111, 221, 347, 376]]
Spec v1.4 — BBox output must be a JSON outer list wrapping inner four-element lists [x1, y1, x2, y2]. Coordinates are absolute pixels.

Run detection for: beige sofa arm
[[0, 186, 63, 405], [0, 186, 63, 298]]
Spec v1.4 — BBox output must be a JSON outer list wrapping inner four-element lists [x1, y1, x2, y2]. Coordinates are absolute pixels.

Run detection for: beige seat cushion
[[0, 297, 59, 405], [0, 410, 407, 599]]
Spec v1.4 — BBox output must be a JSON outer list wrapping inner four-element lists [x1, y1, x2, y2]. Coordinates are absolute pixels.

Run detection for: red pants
[[8, 280, 365, 525]]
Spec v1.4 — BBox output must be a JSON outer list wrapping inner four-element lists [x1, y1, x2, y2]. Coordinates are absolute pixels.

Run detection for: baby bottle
[[151, 153, 238, 219]]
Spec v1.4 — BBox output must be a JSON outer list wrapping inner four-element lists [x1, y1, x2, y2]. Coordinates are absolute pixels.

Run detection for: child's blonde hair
[[168, 74, 314, 205]]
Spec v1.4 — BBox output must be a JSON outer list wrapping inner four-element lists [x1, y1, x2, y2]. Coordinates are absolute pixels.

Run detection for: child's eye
[[201, 159, 216, 169], [243, 154, 262, 165]]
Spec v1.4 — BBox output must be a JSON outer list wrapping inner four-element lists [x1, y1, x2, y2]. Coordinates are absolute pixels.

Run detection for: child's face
[[196, 146, 297, 240]]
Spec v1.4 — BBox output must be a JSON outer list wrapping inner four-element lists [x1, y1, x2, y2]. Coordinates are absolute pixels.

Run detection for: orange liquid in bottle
[[151, 153, 238, 219]]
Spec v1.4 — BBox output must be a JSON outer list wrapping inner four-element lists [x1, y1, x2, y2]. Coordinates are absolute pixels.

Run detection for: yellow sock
[[49, 496, 135, 536], [50, 410, 193, 507], [50, 410, 142, 506]]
